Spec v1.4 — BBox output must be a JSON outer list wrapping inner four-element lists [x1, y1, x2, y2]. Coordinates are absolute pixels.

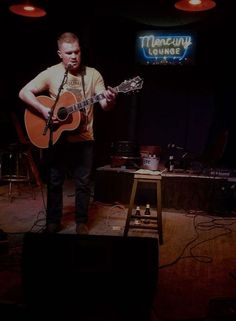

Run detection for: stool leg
[[124, 178, 138, 237], [16, 153, 22, 197], [156, 180, 163, 244], [9, 180, 13, 202], [8, 153, 14, 202]]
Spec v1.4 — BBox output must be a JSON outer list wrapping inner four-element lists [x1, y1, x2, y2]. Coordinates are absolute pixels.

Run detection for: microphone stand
[[43, 65, 71, 146], [43, 65, 70, 229]]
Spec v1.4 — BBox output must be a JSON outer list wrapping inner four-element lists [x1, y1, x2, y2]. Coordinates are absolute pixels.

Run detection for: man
[[19, 32, 117, 234]]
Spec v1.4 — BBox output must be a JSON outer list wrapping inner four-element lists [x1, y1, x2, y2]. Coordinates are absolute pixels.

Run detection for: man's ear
[[57, 50, 62, 59]]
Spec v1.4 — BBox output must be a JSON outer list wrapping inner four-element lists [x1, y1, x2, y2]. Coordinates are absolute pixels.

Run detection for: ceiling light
[[175, 0, 216, 12], [9, 1, 46, 17]]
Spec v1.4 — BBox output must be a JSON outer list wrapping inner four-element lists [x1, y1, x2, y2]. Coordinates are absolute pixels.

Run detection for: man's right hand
[[42, 107, 59, 124]]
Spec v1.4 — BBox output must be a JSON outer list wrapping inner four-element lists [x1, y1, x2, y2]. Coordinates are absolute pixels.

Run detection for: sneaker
[[76, 223, 89, 235], [44, 223, 61, 234]]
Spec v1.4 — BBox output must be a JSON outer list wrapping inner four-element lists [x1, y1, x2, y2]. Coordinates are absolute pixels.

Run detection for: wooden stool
[[124, 171, 163, 244]]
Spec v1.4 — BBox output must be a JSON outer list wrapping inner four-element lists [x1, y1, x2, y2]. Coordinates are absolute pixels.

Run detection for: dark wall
[[90, 12, 235, 168], [1, 3, 235, 170]]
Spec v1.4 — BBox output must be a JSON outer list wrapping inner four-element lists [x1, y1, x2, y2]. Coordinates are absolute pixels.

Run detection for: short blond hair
[[57, 32, 79, 49]]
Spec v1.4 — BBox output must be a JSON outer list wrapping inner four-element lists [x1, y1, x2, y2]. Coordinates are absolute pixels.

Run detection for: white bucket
[[142, 156, 159, 171]]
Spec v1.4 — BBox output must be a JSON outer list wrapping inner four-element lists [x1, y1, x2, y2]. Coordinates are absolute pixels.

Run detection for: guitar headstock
[[117, 76, 144, 94]]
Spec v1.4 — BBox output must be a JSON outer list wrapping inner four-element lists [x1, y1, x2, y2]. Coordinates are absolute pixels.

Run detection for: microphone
[[64, 63, 73, 75], [66, 63, 73, 71], [181, 152, 188, 159], [168, 143, 184, 150]]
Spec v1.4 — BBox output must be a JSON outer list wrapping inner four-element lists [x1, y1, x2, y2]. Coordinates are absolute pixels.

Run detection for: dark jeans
[[46, 140, 94, 225]]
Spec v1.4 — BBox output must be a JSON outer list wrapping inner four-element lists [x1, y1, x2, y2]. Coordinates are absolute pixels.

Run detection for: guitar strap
[[81, 67, 86, 99]]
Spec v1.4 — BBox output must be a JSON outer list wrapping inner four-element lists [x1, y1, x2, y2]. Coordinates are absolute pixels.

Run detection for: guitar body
[[24, 91, 81, 148], [24, 76, 143, 148]]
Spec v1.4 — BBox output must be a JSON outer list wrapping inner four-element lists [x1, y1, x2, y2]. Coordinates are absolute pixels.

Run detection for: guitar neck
[[67, 87, 117, 114]]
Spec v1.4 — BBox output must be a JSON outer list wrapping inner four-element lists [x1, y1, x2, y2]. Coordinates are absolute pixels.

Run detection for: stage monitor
[[22, 232, 159, 321], [136, 30, 196, 66]]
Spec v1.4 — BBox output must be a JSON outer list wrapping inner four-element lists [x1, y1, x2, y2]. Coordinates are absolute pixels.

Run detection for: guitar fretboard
[[67, 91, 114, 114]]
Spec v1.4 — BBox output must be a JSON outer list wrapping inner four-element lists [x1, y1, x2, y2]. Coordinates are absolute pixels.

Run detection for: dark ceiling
[[1, 0, 234, 83], [2, 0, 234, 28]]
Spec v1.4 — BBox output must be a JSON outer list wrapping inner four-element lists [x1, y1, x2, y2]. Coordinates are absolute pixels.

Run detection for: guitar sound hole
[[57, 107, 68, 121]]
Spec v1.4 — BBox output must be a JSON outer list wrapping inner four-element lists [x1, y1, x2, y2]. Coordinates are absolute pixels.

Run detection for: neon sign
[[136, 31, 196, 65]]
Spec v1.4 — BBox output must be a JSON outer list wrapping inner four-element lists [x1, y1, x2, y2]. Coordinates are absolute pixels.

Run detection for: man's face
[[57, 41, 81, 70]]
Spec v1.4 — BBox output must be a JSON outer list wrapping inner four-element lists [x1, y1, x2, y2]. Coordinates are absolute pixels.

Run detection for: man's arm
[[19, 82, 51, 120]]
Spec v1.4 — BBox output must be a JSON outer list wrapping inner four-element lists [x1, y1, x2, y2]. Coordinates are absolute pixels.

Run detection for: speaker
[[22, 233, 159, 321]]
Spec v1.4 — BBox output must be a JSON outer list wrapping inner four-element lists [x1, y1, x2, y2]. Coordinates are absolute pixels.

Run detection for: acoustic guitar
[[24, 76, 143, 149]]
